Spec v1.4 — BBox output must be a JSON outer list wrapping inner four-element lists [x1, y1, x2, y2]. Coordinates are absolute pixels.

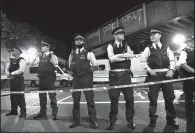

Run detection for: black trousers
[[72, 73, 97, 123], [183, 79, 195, 122], [146, 73, 176, 121], [38, 76, 58, 116], [108, 70, 134, 123], [10, 76, 26, 113]]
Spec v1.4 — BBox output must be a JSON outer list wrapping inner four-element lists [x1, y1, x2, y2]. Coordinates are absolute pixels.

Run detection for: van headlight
[[68, 76, 73, 80]]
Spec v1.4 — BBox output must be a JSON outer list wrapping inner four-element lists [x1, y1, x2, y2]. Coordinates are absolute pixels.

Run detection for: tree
[[1, 11, 13, 48], [1, 11, 66, 59], [1, 11, 42, 49]]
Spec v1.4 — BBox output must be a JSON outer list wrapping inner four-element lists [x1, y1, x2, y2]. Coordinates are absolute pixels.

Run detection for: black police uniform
[[70, 49, 97, 125], [180, 48, 195, 132], [146, 44, 177, 125], [7, 57, 26, 116], [108, 42, 135, 126], [33, 53, 58, 119]]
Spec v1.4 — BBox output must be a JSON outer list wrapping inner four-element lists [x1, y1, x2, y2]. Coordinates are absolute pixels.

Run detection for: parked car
[[23, 64, 73, 87]]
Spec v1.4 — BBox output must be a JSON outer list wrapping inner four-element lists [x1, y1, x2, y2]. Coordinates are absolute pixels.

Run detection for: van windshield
[[55, 67, 62, 74], [98, 65, 105, 71], [30, 67, 39, 73]]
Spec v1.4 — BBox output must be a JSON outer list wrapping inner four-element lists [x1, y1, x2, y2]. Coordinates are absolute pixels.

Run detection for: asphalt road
[[1, 82, 187, 132]]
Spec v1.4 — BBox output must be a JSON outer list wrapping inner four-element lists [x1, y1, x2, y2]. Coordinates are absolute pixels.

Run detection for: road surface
[[1, 82, 187, 132]]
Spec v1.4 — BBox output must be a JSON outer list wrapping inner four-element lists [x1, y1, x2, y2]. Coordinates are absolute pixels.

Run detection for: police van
[[23, 64, 73, 87], [93, 54, 147, 83]]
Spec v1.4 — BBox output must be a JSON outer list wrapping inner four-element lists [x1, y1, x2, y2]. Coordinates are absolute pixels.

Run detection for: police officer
[[177, 35, 194, 132], [5, 47, 27, 118], [141, 29, 179, 129], [68, 33, 98, 129], [107, 26, 135, 130], [31, 41, 58, 120]]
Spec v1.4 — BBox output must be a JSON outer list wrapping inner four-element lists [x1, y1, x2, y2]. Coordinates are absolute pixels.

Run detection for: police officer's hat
[[150, 29, 162, 36], [12, 47, 22, 53], [41, 41, 51, 47], [112, 26, 125, 35], [74, 33, 85, 40]]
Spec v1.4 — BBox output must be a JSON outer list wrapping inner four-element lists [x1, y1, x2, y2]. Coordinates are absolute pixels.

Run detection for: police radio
[[35, 52, 42, 58], [123, 41, 128, 53], [124, 44, 128, 53]]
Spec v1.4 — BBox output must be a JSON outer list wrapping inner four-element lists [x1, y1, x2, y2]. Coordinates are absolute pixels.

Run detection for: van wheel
[[60, 80, 68, 87], [31, 80, 37, 87]]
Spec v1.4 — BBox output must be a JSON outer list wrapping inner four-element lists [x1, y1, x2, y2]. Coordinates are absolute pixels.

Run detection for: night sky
[[2, 0, 147, 58]]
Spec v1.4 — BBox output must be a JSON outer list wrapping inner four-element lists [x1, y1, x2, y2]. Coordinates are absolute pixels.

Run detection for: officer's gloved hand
[[148, 69, 157, 76], [8, 73, 14, 79], [7, 73, 11, 78], [166, 70, 174, 78], [90, 66, 98, 72]]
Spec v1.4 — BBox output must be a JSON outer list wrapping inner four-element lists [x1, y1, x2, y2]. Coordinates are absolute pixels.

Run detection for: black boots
[[6, 110, 26, 119], [33, 113, 47, 120], [69, 121, 80, 128], [167, 119, 179, 130], [5, 111, 18, 116], [90, 121, 98, 129], [53, 115, 58, 120], [107, 121, 135, 130], [33, 113, 58, 120], [19, 112, 26, 118], [148, 118, 179, 130], [149, 119, 156, 128], [127, 121, 136, 129], [107, 122, 115, 130], [69, 121, 98, 129]]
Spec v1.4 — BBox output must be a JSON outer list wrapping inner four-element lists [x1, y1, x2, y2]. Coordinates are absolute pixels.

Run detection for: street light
[[172, 34, 186, 52], [27, 48, 37, 63], [27, 48, 37, 56], [172, 34, 186, 44]]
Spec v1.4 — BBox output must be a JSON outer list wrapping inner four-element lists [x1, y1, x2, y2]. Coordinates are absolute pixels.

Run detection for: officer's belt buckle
[[117, 72, 123, 77], [153, 69, 168, 76], [110, 69, 130, 72], [110, 72, 123, 78], [110, 69, 130, 77]]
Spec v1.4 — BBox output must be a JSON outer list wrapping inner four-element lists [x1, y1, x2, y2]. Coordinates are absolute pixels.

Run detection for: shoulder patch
[[111, 41, 116, 46]]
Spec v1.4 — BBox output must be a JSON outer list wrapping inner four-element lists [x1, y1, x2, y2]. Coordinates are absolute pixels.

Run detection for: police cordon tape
[[1, 77, 194, 94], [70, 77, 194, 92]]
